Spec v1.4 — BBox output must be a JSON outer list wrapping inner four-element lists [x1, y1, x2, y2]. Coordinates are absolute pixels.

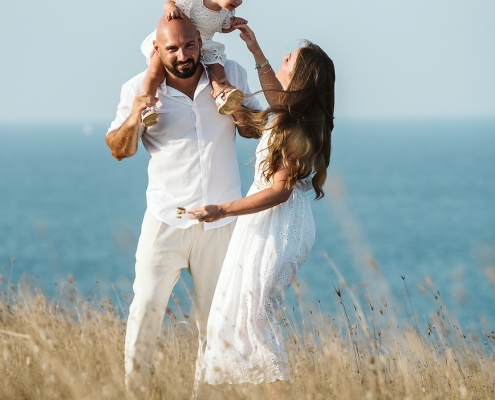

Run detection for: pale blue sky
[[0, 0, 494, 122]]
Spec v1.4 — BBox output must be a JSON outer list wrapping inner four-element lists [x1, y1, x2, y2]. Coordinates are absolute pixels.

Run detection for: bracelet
[[255, 59, 270, 70], [258, 66, 273, 75]]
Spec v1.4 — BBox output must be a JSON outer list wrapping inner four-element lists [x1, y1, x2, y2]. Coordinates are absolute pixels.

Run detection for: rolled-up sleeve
[[107, 82, 145, 138]]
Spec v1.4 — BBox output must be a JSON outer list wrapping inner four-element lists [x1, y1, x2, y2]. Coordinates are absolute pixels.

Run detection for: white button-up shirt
[[107, 60, 261, 230]]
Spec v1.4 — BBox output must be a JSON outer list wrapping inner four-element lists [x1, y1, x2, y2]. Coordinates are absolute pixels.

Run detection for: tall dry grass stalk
[[0, 273, 494, 400], [1, 176, 493, 399]]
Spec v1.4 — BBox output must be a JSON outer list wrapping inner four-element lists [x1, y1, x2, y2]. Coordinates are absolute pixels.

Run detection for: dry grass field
[[1, 179, 494, 399], [0, 270, 494, 400]]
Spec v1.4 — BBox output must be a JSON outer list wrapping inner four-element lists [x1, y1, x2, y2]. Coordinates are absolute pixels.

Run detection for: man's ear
[[153, 40, 159, 53], [197, 31, 202, 49]]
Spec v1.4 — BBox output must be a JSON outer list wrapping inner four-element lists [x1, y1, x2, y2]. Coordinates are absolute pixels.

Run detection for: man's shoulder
[[224, 60, 248, 81], [121, 70, 148, 94], [224, 59, 247, 74]]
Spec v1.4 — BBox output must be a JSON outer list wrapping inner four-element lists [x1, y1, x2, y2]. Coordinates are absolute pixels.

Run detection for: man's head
[[153, 16, 202, 79]]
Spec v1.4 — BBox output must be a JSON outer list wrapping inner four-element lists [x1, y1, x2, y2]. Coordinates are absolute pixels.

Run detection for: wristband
[[255, 59, 270, 70], [258, 67, 273, 76]]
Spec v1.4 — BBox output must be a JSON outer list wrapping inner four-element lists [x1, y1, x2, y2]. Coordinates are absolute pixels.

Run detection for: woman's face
[[276, 47, 301, 90]]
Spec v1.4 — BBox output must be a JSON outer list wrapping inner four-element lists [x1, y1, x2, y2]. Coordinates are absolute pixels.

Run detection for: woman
[[188, 24, 335, 395]]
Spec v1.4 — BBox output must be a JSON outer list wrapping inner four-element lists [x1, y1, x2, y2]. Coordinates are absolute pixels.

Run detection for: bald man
[[106, 15, 260, 391]]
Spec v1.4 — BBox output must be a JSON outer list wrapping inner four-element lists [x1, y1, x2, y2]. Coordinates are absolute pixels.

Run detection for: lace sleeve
[[140, 30, 156, 65], [175, 0, 193, 18], [222, 10, 235, 30]]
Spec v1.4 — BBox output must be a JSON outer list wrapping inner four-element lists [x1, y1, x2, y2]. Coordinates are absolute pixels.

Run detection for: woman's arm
[[188, 164, 294, 223], [235, 24, 283, 107]]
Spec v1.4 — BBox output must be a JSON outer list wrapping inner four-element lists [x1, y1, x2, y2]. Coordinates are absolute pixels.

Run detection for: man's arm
[[106, 92, 157, 161], [106, 116, 140, 161]]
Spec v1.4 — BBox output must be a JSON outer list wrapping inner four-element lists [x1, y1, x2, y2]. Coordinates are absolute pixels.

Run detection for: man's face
[[154, 23, 202, 79]]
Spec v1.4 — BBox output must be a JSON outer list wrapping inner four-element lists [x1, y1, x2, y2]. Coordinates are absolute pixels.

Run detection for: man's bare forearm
[[105, 115, 141, 161], [106, 91, 158, 160]]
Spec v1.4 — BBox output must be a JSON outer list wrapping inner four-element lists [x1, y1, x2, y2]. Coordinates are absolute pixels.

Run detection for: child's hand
[[163, 1, 184, 20], [222, 16, 248, 33]]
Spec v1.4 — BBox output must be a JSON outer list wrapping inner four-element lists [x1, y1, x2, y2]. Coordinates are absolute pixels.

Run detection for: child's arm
[[163, 0, 184, 20], [222, 17, 248, 34], [208, 63, 231, 98]]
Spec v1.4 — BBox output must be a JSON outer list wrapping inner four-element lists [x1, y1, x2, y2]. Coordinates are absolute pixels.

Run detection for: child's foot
[[141, 107, 158, 127], [215, 89, 244, 115]]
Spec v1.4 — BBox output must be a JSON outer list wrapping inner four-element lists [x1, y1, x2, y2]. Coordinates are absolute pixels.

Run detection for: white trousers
[[124, 210, 235, 387]]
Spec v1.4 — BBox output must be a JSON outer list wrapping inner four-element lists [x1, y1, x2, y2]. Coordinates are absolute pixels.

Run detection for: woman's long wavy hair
[[234, 41, 335, 199]]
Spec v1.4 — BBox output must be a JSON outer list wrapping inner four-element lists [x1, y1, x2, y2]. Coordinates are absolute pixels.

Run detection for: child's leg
[[141, 53, 165, 127], [208, 63, 244, 115], [143, 52, 165, 96], [208, 63, 234, 98]]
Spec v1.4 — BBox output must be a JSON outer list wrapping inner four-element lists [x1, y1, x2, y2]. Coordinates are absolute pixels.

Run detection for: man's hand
[[222, 17, 248, 33], [188, 205, 226, 223], [131, 92, 159, 123], [163, 1, 184, 20]]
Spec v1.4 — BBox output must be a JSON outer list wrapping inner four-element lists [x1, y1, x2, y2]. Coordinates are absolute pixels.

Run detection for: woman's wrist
[[255, 59, 270, 70], [251, 49, 266, 63], [219, 203, 231, 219]]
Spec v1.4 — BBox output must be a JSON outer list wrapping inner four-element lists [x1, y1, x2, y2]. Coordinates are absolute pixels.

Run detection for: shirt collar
[[158, 63, 210, 97]]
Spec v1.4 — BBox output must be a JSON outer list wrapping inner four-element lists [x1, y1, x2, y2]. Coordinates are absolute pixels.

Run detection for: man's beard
[[160, 51, 201, 79]]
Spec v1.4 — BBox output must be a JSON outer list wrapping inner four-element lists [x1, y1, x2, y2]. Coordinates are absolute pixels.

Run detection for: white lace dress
[[201, 132, 316, 385], [141, 0, 234, 66]]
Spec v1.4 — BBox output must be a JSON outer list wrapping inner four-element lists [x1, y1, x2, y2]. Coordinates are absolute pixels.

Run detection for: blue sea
[[0, 119, 494, 330]]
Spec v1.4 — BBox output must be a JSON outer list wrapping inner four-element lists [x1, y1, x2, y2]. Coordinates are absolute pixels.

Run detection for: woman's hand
[[235, 24, 262, 55], [222, 17, 248, 33], [188, 205, 226, 223]]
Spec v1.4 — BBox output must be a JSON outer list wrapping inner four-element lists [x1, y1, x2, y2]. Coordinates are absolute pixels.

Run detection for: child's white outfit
[[141, 0, 235, 66]]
